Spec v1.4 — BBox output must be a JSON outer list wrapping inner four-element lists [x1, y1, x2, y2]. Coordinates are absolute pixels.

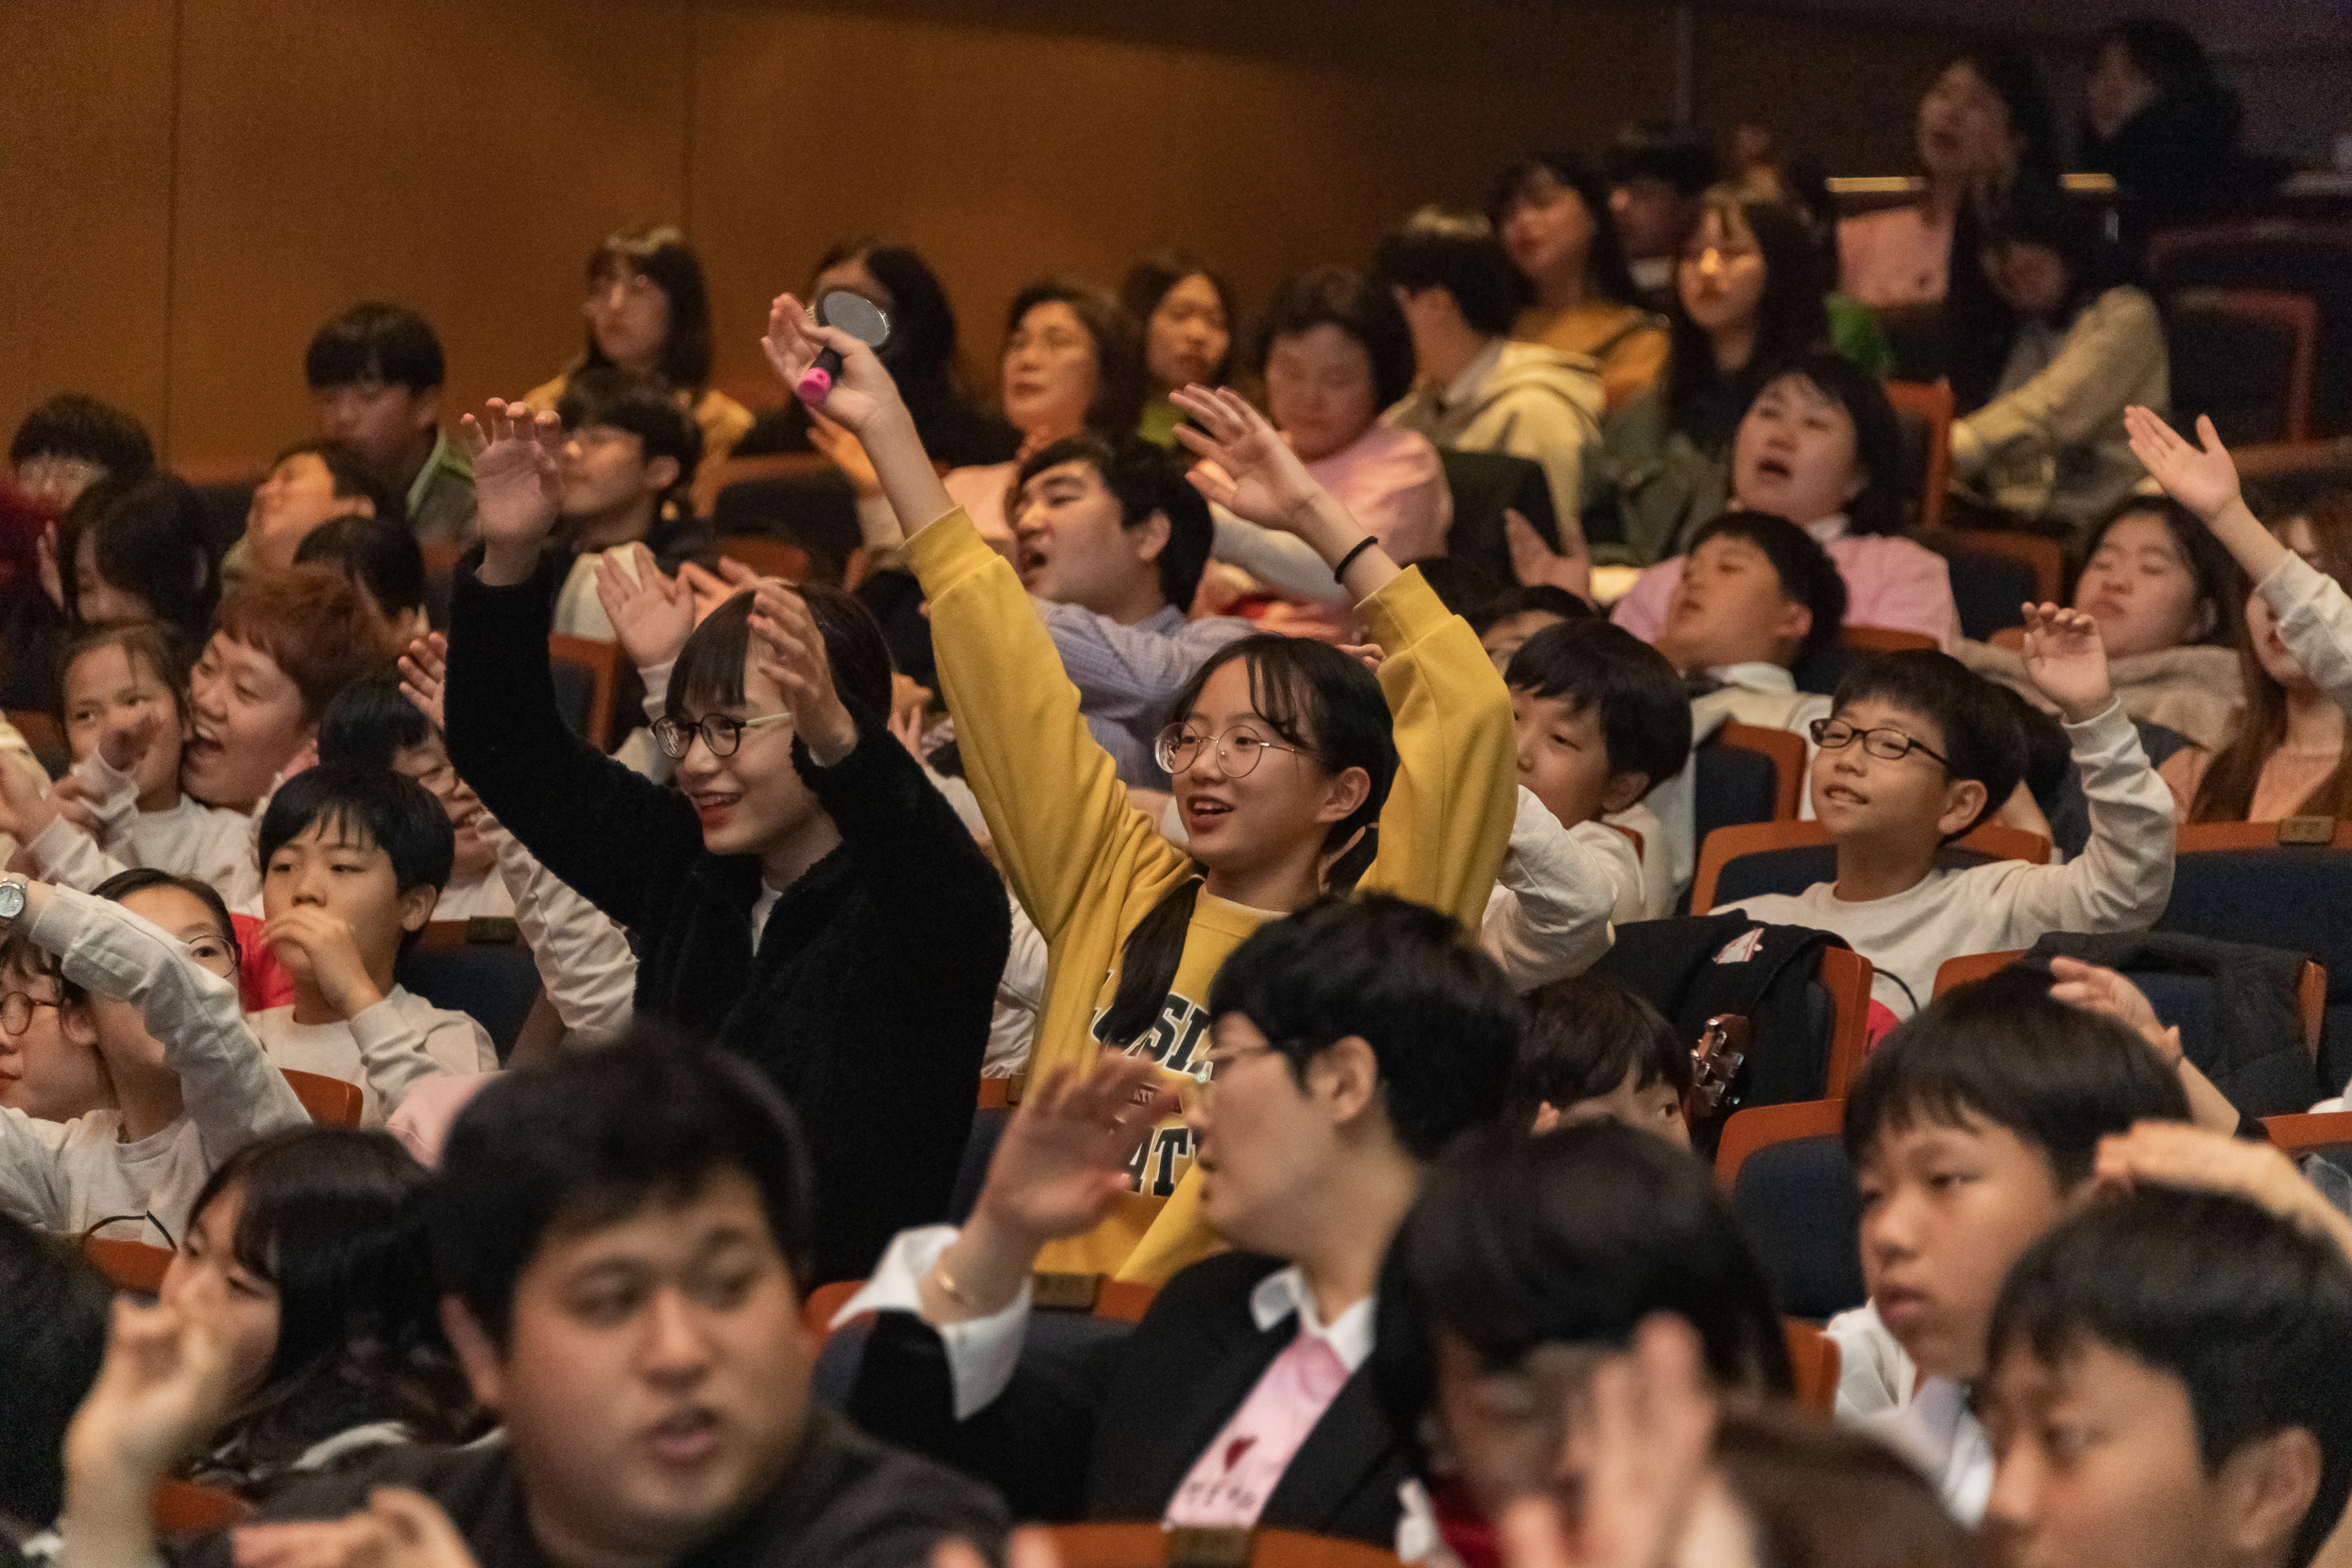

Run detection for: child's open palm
[[2019, 602, 2113, 721], [458, 400, 564, 559], [2123, 406, 2240, 523], [595, 547, 695, 672], [973, 1055, 1177, 1245], [748, 582, 857, 765], [1172, 385, 1327, 536]]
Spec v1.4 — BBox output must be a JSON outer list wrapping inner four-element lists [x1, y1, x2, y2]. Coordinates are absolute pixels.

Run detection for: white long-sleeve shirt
[[1721, 701, 2175, 1019], [29, 751, 262, 911], [0, 886, 309, 1241], [1825, 1301, 1992, 1524], [2265, 550, 2352, 718], [483, 818, 636, 1037], [1478, 788, 1636, 992], [250, 989, 494, 1126]]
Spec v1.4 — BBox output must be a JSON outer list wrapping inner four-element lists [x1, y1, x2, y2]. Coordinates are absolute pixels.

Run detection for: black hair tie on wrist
[[1332, 536, 1379, 584]]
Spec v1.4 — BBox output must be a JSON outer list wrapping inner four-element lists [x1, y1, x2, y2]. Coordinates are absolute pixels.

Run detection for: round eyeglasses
[[1809, 717, 1950, 767], [0, 990, 60, 1036], [1153, 722, 1309, 779], [652, 710, 793, 760]]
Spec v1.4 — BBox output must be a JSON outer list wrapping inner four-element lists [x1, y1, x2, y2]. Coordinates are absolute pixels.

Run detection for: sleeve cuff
[[2059, 699, 2131, 747], [1355, 565, 1450, 652], [1948, 419, 1986, 476], [2258, 549, 2326, 612], [839, 1225, 1033, 1420], [28, 814, 96, 879], [639, 659, 674, 720]]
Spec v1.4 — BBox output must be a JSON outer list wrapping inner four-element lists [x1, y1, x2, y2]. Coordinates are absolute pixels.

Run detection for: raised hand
[[2124, 406, 2242, 525], [2049, 956, 2178, 1063], [1171, 385, 1330, 536], [61, 1283, 236, 1568], [595, 546, 696, 672], [398, 633, 449, 731], [972, 1055, 1175, 1247], [264, 907, 385, 1020], [1494, 1314, 1721, 1568], [99, 707, 165, 779], [747, 582, 857, 765], [458, 400, 565, 586], [1505, 507, 1592, 599], [2018, 602, 2112, 722], [760, 291, 901, 437]]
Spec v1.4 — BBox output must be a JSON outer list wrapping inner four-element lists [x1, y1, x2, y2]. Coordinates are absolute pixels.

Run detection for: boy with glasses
[[1720, 629, 2173, 1021]]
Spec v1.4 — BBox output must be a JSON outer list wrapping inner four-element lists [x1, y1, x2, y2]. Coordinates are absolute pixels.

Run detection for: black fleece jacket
[[443, 553, 1009, 1282]]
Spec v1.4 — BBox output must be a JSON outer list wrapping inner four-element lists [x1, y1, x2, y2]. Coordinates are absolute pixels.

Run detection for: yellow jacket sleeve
[[1353, 569, 1518, 934], [906, 509, 1191, 943]]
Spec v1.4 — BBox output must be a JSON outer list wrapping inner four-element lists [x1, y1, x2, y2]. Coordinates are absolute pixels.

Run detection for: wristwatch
[[0, 875, 29, 924]]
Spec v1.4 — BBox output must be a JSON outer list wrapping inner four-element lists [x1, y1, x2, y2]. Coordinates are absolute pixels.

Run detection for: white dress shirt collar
[[1250, 1265, 1377, 1374]]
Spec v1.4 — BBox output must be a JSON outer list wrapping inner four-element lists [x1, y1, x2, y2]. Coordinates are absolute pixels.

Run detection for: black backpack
[[1593, 914, 1857, 1152]]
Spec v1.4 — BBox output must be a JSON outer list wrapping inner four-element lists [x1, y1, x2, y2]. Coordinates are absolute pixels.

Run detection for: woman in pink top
[[1838, 48, 2058, 313], [943, 277, 1146, 553], [1202, 267, 1451, 629], [1606, 353, 1960, 649]]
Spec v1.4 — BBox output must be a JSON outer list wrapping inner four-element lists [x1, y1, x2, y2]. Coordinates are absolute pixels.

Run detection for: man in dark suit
[[841, 895, 1522, 1545]]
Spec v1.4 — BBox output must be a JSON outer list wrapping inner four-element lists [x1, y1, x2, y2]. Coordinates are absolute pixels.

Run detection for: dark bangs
[[668, 592, 754, 722], [1167, 634, 1397, 844]]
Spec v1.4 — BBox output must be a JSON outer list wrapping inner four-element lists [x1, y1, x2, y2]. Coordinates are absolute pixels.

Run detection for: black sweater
[[444, 555, 1010, 1282]]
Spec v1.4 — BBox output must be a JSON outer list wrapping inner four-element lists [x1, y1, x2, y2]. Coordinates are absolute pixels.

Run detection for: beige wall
[[5, 0, 1993, 470]]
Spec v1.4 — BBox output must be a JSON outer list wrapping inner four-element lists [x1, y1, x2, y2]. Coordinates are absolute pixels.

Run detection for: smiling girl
[[441, 398, 1008, 1284], [765, 291, 1516, 1282]]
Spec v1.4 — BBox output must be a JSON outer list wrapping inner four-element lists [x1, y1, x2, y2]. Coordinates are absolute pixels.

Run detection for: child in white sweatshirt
[[0, 868, 308, 1246], [248, 763, 494, 1124], [1720, 618, 2174, 1023], [14, 622, 261, 909]]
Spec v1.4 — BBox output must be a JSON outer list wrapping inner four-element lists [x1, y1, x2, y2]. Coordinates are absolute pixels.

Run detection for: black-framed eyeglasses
[[0, 991, 60, 1036], [652, 710, 792, 760], [1809, 717, 1950, 768], [1153, 722, 1309, 779]]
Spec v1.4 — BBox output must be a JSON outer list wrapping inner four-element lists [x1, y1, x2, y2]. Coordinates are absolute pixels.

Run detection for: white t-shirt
[[251, 987, 495, 1126], [1825, 1300, 1993, 1524]]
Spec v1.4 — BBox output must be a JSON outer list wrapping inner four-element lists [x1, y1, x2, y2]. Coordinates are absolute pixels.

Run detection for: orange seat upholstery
[[547, 634, 626, 751], [715, 535, 812, 583], [1840, 625, 1938, 654], [1783, 1317, 1843, 1418], [152, 1478, 254, 1537], [83, 1235, 174, 1294], [1883, 380, 1953, 535], [1713, 721, 1805, 822], [280, 1067, 362, 1127], [1932, 949, 2028, 998]]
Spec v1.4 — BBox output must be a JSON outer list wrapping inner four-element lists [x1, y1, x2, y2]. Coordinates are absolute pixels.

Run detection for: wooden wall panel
[[0, 0, 177, 450], [1692, 8, 1985, 177], [164, 0, 692, 466], [688, 1, 1672, 403]]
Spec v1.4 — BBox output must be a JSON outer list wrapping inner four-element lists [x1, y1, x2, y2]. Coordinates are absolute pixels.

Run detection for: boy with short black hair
[[55, 1029, 1008, 1568], [1501, 617, 1689, 925], [1651, 510, 1848, 704], [227, 438, 400, 583], [249, 763, 493, 1123], [1827, 968, 2191, 1522], [547, 368, 707, 641], [1511, 971, 1691, 1146], [1982, 1182, 2352, 1568], [8, 395, 155, 514], [1006, 432, 1251, 788], [292, 512, 429, 640], [1378, 207, 1603, 531], [305, 302, 476, 544], [1721, 625, 2175, 1021]]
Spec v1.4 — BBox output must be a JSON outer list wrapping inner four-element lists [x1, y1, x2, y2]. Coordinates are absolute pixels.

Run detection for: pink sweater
[[1304, 423, 1453, 564], [1611, 526, 1962, 650]]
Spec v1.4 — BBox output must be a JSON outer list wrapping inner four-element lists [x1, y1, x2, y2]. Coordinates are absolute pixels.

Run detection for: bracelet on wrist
[[1332, 536, 1379, 584]]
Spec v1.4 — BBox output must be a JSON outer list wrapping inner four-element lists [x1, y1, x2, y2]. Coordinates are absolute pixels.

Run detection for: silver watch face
[[0, 881, 26, 920]]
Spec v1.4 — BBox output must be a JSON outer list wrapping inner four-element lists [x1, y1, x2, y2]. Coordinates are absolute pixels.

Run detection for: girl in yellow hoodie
[[762, 297, 1517, 1282]]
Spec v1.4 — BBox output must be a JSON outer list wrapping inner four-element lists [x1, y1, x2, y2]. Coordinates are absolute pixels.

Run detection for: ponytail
[[1098, 877, 1203, 1048]]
